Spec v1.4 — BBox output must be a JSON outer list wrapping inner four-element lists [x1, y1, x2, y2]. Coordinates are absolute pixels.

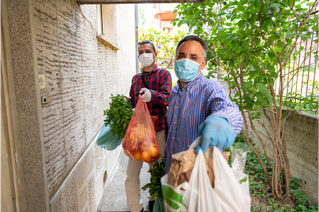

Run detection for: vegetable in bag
[[98, 94, 133, 151], [104, 94, 134, 139], [161, 137, 251, 212], [122, 97, 160, 163], [168, 148, 230, 188]]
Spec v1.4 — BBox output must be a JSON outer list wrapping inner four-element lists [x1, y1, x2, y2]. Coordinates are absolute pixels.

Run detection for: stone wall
[[246, 111, 318, 203], [3, 0, 136, 211], [34, 1, 136, 211], [1, 96, 15, 212]]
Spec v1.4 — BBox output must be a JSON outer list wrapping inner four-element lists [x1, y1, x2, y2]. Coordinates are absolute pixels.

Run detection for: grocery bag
[[167, 147, 230, 188], [230, 143, 251, 197], [96, 124, 122, 151], [161, 137, 251, 212], [122, 97, 160, 163], [161, 175, 188, 212]]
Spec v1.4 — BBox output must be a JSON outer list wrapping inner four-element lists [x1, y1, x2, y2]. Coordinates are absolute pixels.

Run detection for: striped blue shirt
[[164, 72, 243, 173]]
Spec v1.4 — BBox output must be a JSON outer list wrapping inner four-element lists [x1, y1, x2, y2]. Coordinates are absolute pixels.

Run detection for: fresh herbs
[[104, 94, 133, 139], [142, 156, 165, 200]]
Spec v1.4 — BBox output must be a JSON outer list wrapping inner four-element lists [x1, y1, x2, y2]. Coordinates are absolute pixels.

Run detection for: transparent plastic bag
[[230, 142, 251, 196], [230, 143, 250, 180], [122, 97, 160, 163]]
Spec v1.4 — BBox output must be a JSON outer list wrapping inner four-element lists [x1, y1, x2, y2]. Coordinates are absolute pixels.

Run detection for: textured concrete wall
[[33, 0, 136, 210], [5, 0, 50, 210], [1, 5, 13, 210], [246, 111, 318, 202], [4, 0, 135, 211], [116, 4, 138, 93], [1, 99, 14, 212], [102, 5, 117, 44]]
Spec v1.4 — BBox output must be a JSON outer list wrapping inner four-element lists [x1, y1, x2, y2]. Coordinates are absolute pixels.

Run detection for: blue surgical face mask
[[174, 58, 200, 82]]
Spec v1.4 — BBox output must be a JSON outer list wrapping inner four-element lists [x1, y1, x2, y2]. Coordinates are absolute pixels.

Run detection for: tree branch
[[256, 121, 274, 150], [240, 130, 273, 190], [296, 0, 318, 33], [204, 36, 230, 72], [281, 112, 291, 195], [248, 110, 272, 166], [203, 7, 230, 55], [288, 0, 302, 23], [259, 13, 279, 60], [282, 63, 315, 77], [290, 10, 319, 22], [283, 37, 299, 67], [262, 107, 272, 123]]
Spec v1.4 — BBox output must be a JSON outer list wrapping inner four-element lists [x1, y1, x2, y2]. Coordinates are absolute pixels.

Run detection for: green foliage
[[171, 0, 318, 118], [250, 178, 266, 198], [104, 94, 133, 139], [245, 145, 273, 183], [251, 205, 265, 211], [282, 93, 318, 115], [172, 0, 318, 201], [290, 176, 318, 211], [141, 156, 165, 199], [139, 27, 186, 69], [237, 139, 318, 211], [138, 7, 146, 26]]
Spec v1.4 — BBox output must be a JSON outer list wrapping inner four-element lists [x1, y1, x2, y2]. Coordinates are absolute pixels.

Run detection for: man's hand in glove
[[196, 115, 236, 153], [139, 88, 152, 103]]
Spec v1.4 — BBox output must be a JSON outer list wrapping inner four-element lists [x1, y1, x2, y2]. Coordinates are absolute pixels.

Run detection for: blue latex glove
[[196, 115, 236, 153]]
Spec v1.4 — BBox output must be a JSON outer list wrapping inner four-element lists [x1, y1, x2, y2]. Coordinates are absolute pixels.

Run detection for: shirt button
[[187, 88, 189, 91], [174, 122, 176, 124], [175, 106, 178, 109], [172, 137, 175, 140]]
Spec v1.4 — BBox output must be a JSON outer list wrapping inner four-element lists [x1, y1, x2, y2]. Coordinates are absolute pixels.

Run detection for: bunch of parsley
[[142, 157, 165, 199], [104, 94, 133, 139]]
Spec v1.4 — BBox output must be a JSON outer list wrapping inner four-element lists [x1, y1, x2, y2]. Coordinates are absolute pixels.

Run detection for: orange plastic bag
[[122, 97, 160, 163]]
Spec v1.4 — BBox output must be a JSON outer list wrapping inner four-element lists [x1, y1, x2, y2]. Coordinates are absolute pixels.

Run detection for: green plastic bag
[[161, 175, 188, 212], [152, 199, 165, 212], [96, 124, 122, 151]]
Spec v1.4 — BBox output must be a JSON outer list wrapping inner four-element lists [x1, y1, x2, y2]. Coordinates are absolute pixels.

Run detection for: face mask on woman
[[139, 53, 154, 67], [174, 58, 200, 82]]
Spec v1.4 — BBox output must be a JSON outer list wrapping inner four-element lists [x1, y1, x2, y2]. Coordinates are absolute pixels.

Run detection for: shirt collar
[[177, 72, 204, 93], [141, 64, 158, 75]]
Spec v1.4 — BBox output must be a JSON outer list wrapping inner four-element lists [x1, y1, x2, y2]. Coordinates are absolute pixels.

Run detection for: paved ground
[[98, 149, 151, 212]]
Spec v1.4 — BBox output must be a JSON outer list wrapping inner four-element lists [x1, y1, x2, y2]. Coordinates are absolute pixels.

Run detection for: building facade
[[1, 0, 136, 211]]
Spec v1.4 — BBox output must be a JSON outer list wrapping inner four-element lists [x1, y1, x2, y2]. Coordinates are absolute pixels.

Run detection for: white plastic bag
[[183, 137, 251, 212], [161, 175, 188, 212]]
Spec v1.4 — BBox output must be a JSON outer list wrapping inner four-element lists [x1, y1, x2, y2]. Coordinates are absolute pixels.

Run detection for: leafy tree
[[172, 0, 318, 200], [139, 27, 187, 69], [138, 7, 146, 26]]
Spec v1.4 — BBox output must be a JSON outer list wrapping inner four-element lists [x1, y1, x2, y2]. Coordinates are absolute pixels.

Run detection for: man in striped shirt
[[164, 35, 243, 173], [125, 40, 172, 212]]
